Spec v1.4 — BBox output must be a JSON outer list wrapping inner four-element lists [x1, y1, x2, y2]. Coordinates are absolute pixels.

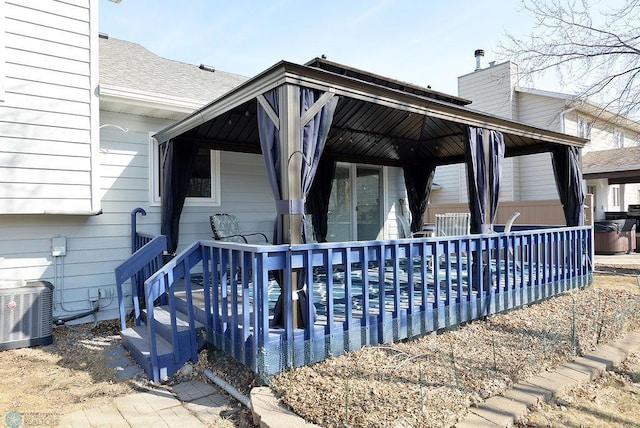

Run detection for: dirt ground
[[0, 272, 639, 427], [0, 319, 255, 427]]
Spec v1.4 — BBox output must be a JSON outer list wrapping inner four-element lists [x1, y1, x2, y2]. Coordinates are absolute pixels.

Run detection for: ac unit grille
[[0, 281, 54, 351]]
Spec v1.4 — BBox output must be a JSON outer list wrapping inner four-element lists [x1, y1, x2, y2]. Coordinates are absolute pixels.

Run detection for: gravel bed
[[262, 283, 640, 427]]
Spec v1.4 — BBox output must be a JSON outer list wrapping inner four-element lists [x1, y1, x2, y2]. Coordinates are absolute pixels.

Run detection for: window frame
[[613, 130, 625, 148], [577, 116, 591, 139], [611, 185, 620, 207], [149, 133, 221, 207]]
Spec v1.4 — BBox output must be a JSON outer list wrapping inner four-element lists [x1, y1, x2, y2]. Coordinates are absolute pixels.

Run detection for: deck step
[[121, 325, 182, 381], [143, 306, 206, 351], [145, 305, 204, 331]]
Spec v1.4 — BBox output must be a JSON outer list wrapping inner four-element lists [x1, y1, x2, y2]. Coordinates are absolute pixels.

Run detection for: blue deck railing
[[141, 225, 593, 381], [115, 234, 167, 331]]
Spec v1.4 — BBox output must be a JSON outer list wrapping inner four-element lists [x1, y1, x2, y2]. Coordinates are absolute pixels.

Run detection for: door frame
[[329, 162, 385, 241]]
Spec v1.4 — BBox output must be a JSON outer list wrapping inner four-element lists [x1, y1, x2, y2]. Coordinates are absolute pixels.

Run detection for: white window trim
[[149, 133, 221, 207], [613, 130, 625, 149], [612, 185, 620, 207], [577, 116, 591, 139]]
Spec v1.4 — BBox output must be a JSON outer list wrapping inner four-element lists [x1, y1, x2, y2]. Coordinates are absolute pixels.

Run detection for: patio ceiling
[[154, 58, 587, 166]]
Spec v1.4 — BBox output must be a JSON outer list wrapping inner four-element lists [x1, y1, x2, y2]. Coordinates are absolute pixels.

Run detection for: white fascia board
[[519, 87, 640, 132], [99, 84, 207, 113], [583, 164, 640, 174], [516, 86, 577, 101]]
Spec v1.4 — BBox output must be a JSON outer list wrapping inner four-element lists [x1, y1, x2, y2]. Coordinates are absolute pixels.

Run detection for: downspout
[[204, 369, 251, 408]]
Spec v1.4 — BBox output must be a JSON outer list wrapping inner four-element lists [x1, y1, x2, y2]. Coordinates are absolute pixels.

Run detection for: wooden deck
[[118, 225, 594, 381]]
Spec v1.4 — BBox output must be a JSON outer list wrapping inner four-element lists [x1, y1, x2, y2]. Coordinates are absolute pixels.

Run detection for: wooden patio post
[[278, 84, 304, 328]]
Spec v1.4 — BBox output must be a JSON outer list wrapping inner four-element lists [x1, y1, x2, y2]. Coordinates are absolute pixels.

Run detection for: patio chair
[[504, 212, 520, 233], [434, 213, 471, 237], [210, 214, 269, 243]]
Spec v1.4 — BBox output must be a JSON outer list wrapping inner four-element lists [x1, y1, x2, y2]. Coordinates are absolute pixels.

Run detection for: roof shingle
[[99, 36, 249, 104]]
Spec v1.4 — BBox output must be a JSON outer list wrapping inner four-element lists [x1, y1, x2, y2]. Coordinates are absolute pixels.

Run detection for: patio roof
[[153, 58, 587, 166]]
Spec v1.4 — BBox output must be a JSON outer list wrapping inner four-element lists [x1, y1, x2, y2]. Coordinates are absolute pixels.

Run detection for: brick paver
[[454, 329, 640, 427]]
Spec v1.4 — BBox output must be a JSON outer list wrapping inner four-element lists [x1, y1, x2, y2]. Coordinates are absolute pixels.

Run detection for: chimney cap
[[474, 49, 485, 57]]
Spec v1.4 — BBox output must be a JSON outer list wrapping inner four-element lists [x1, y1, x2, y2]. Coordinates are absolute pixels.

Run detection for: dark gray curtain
[[551, 145, 585, 226], [300, 89, 339, 210], [257, 87, 338, 244], [257, 86, 338, 328], [488, 130, 505, 224], [256, 89, 284, 244], [402, 161, 437, 232], [306, 156, 336, 242], [160, 140, 199, 254], [465, 127, 504, 234]]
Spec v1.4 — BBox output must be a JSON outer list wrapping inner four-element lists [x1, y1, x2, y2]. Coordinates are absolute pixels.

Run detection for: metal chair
[[209, 214, 268, 243], [504, 212, 520, 233]]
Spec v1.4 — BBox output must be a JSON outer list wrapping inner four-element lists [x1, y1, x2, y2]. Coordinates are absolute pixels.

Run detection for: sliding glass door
[[326, 164, 382, 242]]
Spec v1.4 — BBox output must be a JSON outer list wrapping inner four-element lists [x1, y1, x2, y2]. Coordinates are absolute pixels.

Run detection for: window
[[149, 134, 221, 206], [613, 131, 625, 148], [612, 186, 620, 207], [577, 116, 592, 139]]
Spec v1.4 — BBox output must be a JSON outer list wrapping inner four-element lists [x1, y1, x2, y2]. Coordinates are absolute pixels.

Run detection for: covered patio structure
[[126, 58, 591, 381], [155, 57, 588, 251]]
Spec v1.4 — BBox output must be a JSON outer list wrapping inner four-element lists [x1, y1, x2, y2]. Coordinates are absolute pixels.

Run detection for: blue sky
[[98, 0, 539, 96]]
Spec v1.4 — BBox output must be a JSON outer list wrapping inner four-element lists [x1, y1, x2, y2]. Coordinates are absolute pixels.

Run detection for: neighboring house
[[432, 56, 640, 221]]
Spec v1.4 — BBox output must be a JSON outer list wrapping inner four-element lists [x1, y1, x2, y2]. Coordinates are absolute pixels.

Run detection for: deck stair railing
[[123, 224, 592, 382]]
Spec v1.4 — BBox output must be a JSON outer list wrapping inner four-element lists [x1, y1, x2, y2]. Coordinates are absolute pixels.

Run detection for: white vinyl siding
[[516, 92, 564, 132], [518, 153, 558, 200], [0, 0, 98, 214], [0, 110, 279, 321], [432, 164, 468, 204], [0, 0, 5, 102], [457, 62, 518, 119]]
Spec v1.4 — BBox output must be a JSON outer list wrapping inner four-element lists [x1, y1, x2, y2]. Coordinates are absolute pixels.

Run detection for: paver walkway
[[60, 379, 236, 427]]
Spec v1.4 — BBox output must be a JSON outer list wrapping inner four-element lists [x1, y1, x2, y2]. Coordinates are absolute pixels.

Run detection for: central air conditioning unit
[[0, 280, 54, 351]]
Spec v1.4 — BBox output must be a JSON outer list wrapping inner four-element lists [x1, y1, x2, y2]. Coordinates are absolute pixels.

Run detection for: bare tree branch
[[498, 0, 640, 118]]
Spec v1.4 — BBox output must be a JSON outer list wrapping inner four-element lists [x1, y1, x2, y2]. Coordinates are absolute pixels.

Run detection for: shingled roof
[[582, 146, 640, 183], [99, 36, 249, 117]]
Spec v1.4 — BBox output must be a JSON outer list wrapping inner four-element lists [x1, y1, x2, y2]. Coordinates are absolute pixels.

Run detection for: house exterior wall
[[0, 0, 99, 214], [457, 61, 518, 119], [1, 106, 408, 321], [445, 58, 640, 218]]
